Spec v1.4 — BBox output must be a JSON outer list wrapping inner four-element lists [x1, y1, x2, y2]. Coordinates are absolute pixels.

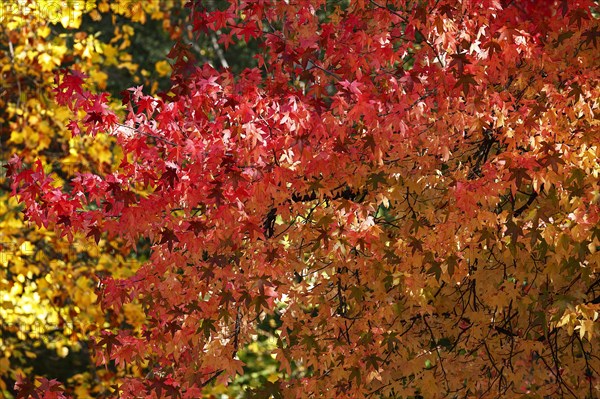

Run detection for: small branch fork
[[368, 0, 446, 67], [200, 307, 242, 388], [114, 123, 177, 146]]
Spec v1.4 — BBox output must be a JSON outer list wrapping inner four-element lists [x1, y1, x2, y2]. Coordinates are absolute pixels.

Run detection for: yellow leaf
[[10, 129, 24, 145], [39, 26, 51, 38], [89, 9, 102, 21], [98, 1, 110, 13], [90, 70, 108, 90], [130, 4, 146, 23], [122, 25, 134, 36], [155, 60, 171, 77], [76, 276, 89, 290], [103, 44, 119, 65], [57, 345, 69, 358], [119, 62, 138, 74], [74, 385, 89, 398], [211, 384, 228, 394], [19, 241, 34, 256], [0, 357, 9, 373]]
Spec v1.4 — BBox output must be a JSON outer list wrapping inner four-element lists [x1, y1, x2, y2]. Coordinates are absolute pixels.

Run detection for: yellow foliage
[[155, 60, 172, 77], [0, 0, 185, 396]]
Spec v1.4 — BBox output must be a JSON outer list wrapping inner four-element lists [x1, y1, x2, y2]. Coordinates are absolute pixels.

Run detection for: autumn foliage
[[1, 0, 186, 396], [8, 0, 600, 398]]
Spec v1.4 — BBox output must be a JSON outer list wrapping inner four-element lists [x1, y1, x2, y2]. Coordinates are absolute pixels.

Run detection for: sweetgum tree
[[10, 0, 600, 398]]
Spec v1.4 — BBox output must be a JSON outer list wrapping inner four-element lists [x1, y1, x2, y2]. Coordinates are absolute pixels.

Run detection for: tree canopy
[[7, 0, 600, 398]]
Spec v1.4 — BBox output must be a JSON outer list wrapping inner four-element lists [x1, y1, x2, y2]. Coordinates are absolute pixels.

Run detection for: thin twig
[[114, 123, 177, 146], [211, 33, 229, 68], [309, 61, 342, 81]]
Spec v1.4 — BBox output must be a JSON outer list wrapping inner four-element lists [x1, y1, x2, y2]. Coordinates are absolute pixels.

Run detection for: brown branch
[[422, 316, 450, 392], [200, 370, 224, 388], [309, 62, 342, 81], [513, 190, 539, 217], [233, 308, 241, 357], [291, 185, 366, 203]]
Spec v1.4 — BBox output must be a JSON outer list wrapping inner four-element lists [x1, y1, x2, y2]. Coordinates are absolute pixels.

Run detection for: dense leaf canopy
[[8, 0, 600, 398]]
